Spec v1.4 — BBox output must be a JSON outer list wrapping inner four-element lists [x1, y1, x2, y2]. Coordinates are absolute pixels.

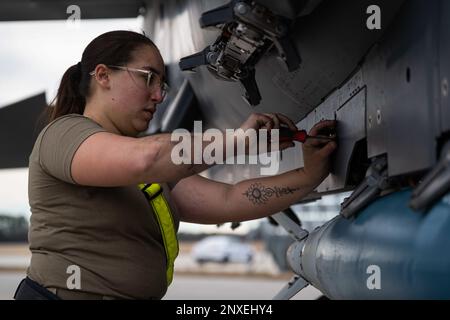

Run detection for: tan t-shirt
[[27, 114, 180, 299]]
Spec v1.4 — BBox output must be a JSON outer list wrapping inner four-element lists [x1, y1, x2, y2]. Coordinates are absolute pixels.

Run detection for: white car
[[191, 235, 253, 264]]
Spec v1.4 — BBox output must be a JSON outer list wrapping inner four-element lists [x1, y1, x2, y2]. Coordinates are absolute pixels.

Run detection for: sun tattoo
[[243, 183, 271, 205], [243, 183, 302, 205]]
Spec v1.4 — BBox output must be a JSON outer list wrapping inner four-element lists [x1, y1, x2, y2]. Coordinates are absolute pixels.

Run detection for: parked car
[[191, 235, 253, 264]]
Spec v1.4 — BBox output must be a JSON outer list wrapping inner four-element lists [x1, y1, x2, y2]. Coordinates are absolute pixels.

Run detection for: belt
[[47, 287, 118, 300]]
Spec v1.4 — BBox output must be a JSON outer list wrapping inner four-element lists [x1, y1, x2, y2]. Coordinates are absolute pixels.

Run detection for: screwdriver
[[278, 127, 336, 143]]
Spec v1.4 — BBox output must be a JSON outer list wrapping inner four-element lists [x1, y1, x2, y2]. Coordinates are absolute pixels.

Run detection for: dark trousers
[[14, 277, 61, 300]]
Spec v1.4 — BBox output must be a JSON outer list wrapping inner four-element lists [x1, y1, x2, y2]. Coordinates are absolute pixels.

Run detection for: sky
[[0, 18, 144, 108]]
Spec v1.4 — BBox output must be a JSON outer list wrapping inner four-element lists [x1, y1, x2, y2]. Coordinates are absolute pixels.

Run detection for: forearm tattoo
[[243, 183, 302, 205]]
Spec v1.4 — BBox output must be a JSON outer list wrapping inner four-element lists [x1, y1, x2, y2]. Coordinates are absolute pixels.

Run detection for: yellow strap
[[138, 183, 179, 286]]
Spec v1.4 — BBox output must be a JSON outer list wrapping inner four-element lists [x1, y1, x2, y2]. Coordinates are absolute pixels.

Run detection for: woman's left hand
[[302, 120, 337, 187]]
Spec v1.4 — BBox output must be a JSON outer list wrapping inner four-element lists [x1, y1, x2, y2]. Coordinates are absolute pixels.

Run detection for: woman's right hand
[[302, 120, 338, 187], [238, 112, 298, 154]]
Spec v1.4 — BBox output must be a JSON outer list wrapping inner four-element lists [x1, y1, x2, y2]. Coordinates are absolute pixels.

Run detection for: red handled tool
[[278, 127, 335, 143]]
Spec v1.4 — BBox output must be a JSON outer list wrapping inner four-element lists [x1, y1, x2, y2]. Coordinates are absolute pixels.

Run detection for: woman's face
[[107, 45, 166, 137]]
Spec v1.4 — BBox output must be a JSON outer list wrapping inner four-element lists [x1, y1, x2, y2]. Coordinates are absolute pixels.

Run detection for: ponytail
[[48, 62, 86, 122]]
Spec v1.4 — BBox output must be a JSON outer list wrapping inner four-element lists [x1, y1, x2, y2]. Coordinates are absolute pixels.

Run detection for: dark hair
[[48, 30, 156, 122]]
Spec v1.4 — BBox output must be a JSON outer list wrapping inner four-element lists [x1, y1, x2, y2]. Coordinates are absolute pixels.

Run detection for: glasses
[[89, 65, 169, 100]]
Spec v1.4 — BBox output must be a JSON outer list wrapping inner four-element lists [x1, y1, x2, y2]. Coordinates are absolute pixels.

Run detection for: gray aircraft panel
[[383, 0, 437, 176], [440, 1, 450, 134], [289, 0, 446, 185], [364, 0, 439, 176], [142, 0, 410, 191], [152, 0, 405, 132]]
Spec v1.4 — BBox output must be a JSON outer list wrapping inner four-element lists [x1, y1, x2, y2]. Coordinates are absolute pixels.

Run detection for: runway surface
[[1, 272, 322, 300]]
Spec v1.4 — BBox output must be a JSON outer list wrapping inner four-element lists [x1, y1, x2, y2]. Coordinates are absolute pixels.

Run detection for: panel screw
[[234, 2, 250, 15], [442, 77, 449, 98], [275, 23, 288, 35]]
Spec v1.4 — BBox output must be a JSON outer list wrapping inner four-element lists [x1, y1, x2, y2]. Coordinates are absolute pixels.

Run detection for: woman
[[15, 30, 336, 300]]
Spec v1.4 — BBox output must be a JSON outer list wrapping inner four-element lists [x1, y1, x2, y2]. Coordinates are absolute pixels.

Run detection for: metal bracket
[[179, 0, 301, 106], [340, 157, 390, 219], [270, 211, 308, 241], [198, 2, 235, 27], [238, 68, 261, 106], [410, 144, 450, 212], [179, 47, 211, 72], [273, 275, 309, 300], [270, 210, 310, 300]]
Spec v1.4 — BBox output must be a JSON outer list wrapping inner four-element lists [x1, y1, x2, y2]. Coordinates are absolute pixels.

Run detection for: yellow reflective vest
[[138, 183, 179, 286]]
